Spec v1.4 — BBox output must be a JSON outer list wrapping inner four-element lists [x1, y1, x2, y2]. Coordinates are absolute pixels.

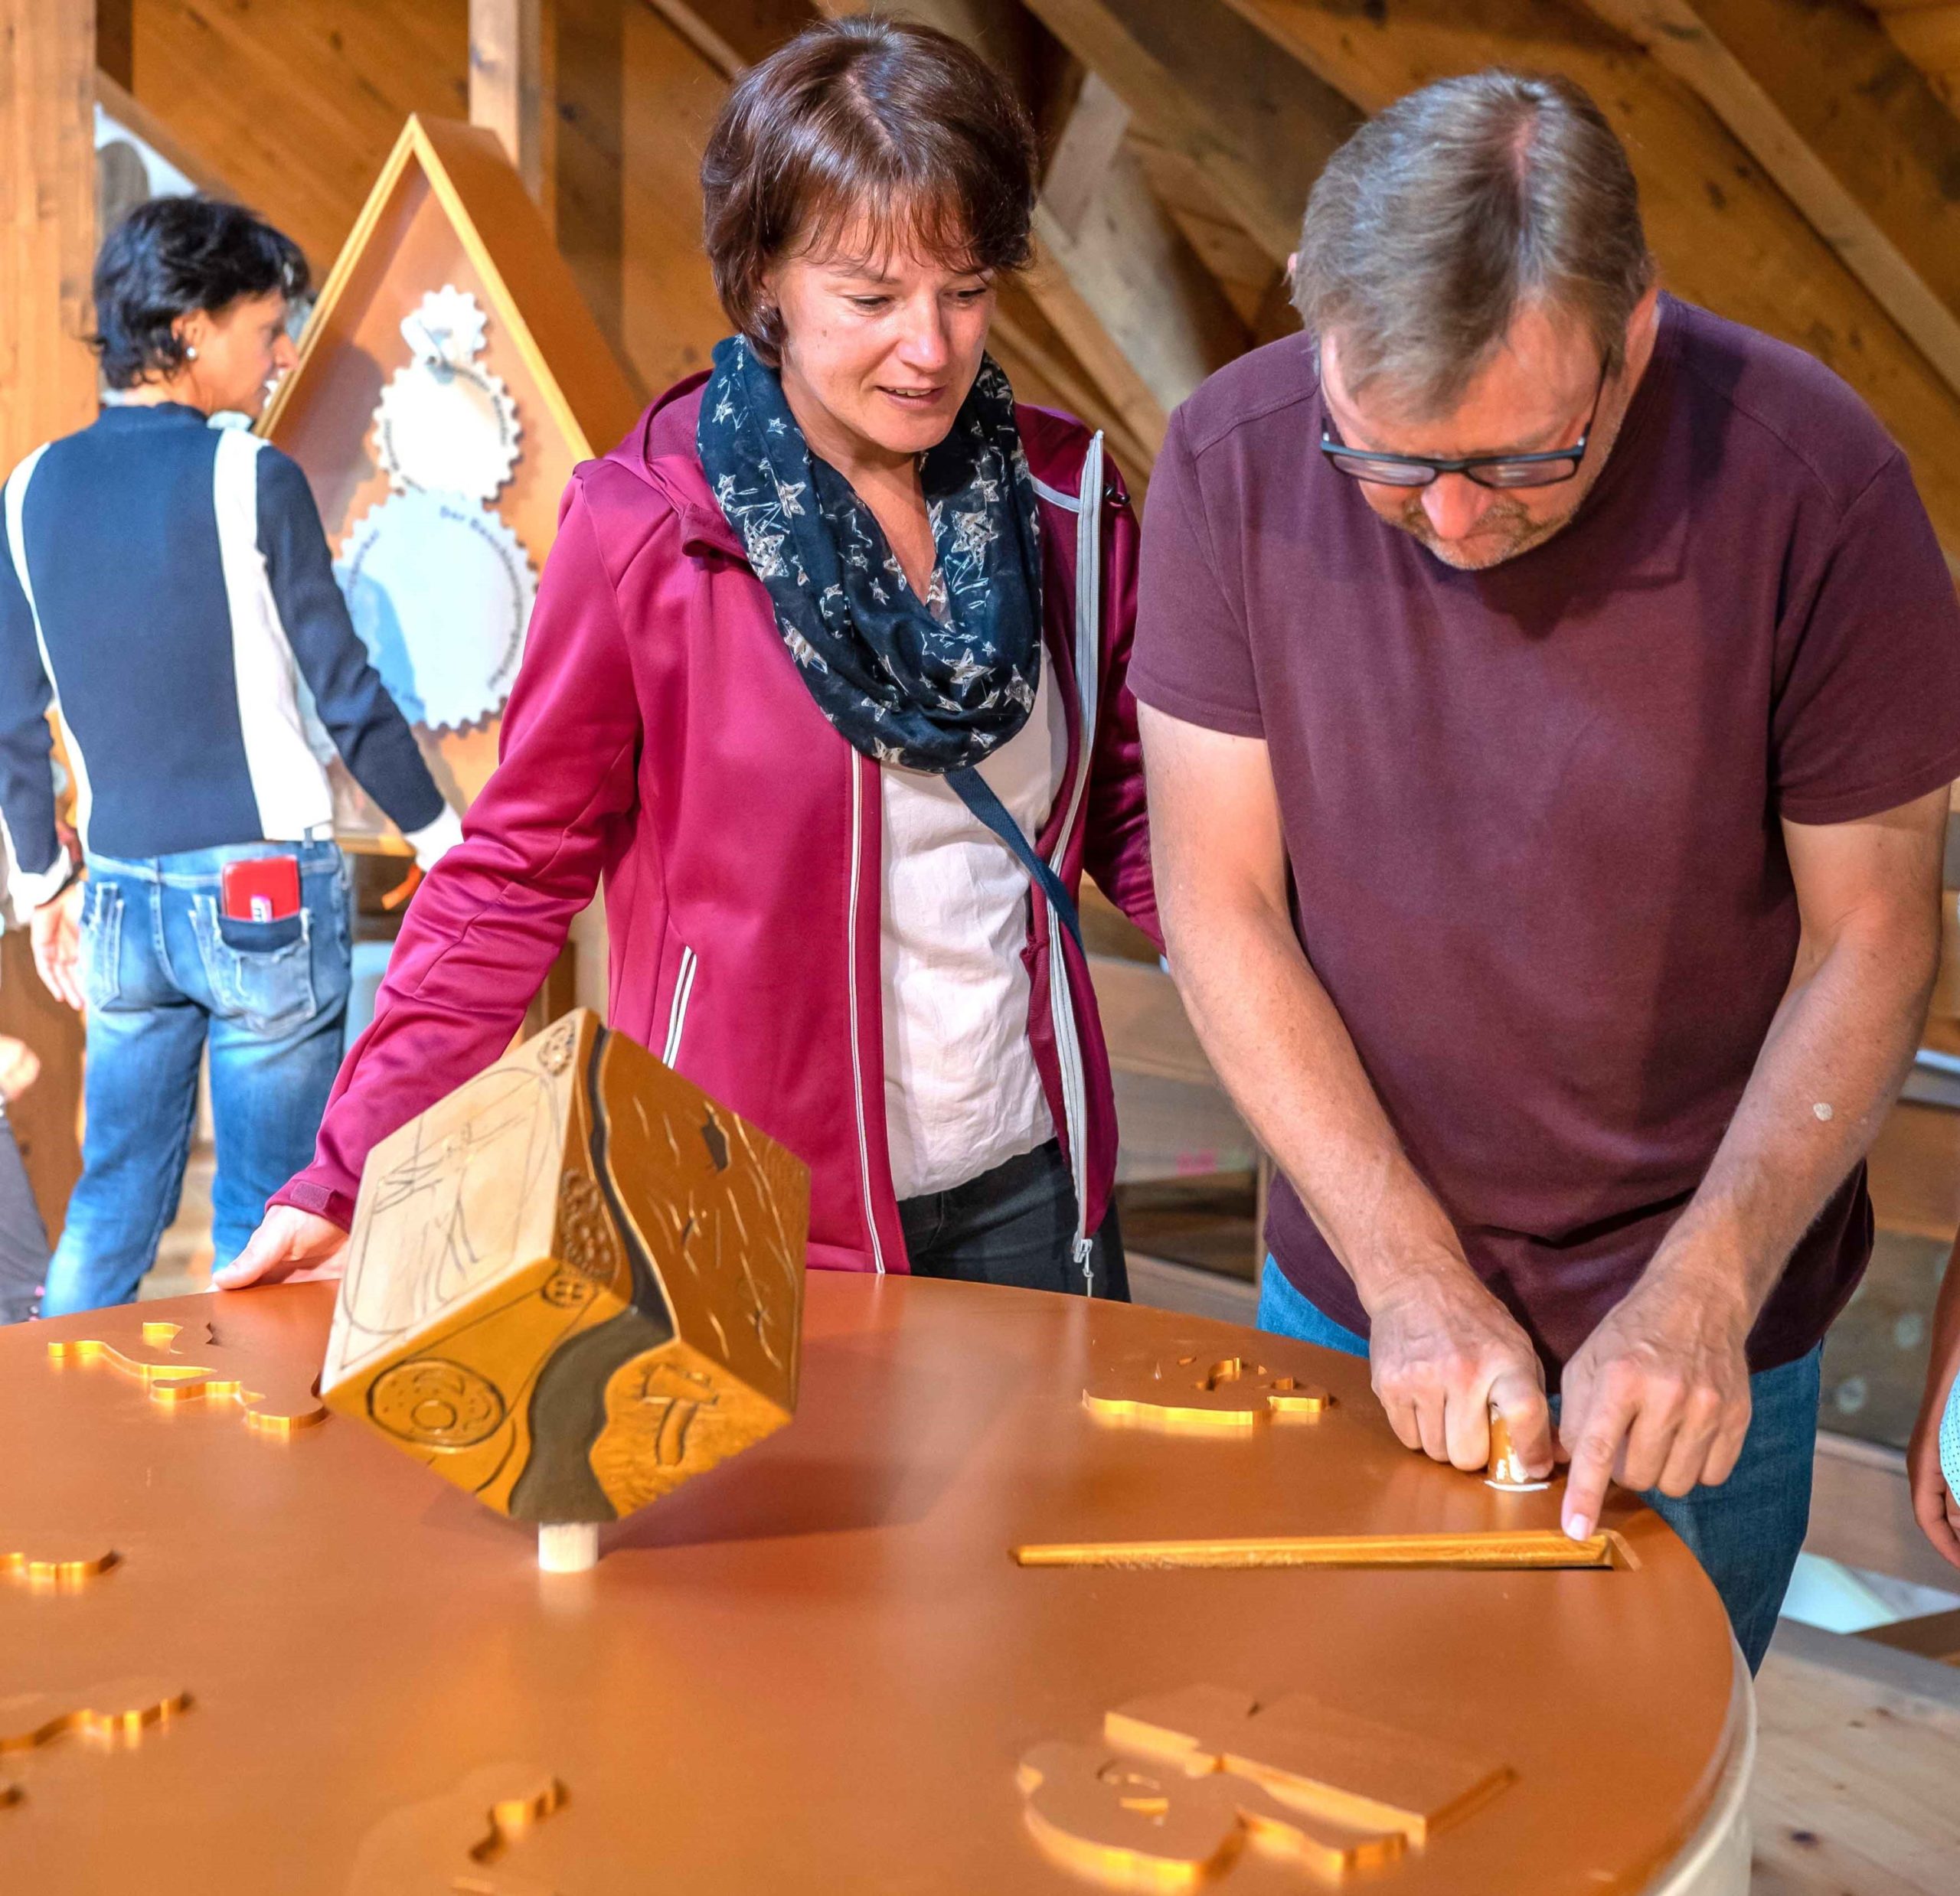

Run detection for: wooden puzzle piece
[[2, 1545, 119, 1590], [1012, 1529, 1625, 1570], [1083, 1349, 1332, 1434], [0, 1680, 191, 1755], [1106, 1684, 1510, 1847], [346, 1764, 570, 1894], [1018, 1738, 1402, 1888], [47, 1313, 327, 1437]]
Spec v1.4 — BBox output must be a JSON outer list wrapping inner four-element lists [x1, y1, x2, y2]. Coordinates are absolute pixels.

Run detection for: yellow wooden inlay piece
[[347, 1764, 568, 1894], [1012, 1530, 1625, 1570], [1083, 1349, 1333, 1434], [1016, 1680, 1512, 1885], [1, 1547, 119, 1590], [47, 1317, 326, 1438], [0, 1682, 190, 1755]]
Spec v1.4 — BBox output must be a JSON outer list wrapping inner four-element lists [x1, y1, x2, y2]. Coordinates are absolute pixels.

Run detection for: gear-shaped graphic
[[336, 488, 535, 732], [400, 286, 487, 367], [373, 286, 521, 503]]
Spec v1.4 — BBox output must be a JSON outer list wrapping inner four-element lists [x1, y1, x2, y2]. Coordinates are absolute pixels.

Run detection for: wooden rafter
[[1042, 69, 1132, 240], [1868, 0, 1960, 114], [1017, 0, 1361, 265], [641, 0, 817, 71], [1031, 135, 1249, 455], [95, 71, 236, 199], [469, 0, 554, 212], [1214, 0, 1960, 556], [1578, 0, 1960, 411]]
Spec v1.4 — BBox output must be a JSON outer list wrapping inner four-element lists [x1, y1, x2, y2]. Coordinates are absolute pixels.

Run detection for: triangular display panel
[[260, 115, 642, 824]]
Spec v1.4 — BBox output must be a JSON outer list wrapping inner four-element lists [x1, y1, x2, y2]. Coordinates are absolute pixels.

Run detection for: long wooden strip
[[1012, 1531, 1625, 1571]]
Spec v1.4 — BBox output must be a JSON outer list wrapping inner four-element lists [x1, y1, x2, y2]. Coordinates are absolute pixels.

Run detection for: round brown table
[[1, 1276, 1746, 1892]]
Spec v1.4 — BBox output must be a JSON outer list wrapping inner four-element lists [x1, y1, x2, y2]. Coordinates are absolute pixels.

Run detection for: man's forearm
[[1167, 888, 1465, 1305], [1654, 920, 1936, 1315]]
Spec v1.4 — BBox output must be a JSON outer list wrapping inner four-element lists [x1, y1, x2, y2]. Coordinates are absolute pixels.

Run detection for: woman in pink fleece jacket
[[222, 17, 1158, 1298]]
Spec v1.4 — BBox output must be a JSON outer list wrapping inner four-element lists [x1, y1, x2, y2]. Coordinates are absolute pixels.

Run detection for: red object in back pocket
[[220, 856, 301, 924]]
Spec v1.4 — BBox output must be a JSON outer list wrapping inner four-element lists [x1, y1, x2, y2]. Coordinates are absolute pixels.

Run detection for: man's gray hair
[[1294, 70, 1655, 416]]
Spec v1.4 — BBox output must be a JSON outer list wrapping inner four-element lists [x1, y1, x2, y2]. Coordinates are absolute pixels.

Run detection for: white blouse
[[878, 661, 1068, 1201]]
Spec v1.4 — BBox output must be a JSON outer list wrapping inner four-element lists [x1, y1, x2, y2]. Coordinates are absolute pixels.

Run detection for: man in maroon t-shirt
[[1132, 70, 1960, 1669]]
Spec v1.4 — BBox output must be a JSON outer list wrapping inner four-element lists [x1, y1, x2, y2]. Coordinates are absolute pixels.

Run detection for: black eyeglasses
[[1319, 361, 1608, 491]]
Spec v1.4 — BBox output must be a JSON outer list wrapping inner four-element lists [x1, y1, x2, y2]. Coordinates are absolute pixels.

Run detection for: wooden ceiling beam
[[1213, 0, 1960, 556], [0, 0, 96, 468], [640, 0, 818, 73], [1871, 5, 1960, 116], [1577, 0, 1960, 411], [1030, 137, 1250, 457], [1015, 0, 1361, 264], [94, 70, 237, 200], [469, 0, 555, 218], [1041, 69, 1132, 240]]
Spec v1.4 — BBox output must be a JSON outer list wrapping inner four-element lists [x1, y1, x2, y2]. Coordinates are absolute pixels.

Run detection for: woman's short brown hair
[[701, 17, 1037, 362]]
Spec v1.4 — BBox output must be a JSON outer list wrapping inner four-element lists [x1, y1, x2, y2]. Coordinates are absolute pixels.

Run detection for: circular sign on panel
[[336, 487, 536, 732]]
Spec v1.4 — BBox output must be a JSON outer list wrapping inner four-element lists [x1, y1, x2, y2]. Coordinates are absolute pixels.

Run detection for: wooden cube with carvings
[[321, 1011, 808, 1545]]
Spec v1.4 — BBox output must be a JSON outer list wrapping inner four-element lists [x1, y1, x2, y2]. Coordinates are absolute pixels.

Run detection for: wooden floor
[[138, 1141, 214, 1302], [1752, 1620, 1960, 1894]]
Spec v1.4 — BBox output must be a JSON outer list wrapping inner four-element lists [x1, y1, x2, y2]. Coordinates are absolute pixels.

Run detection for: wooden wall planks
[[1224, 0, 1960, 559], [127, 0, 470, 274], [0, 0, 98, 468]]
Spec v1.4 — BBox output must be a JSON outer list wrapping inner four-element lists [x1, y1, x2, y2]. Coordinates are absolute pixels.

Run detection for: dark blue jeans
[[0, 1105, 51, 1323], [900, 1139, 1129, 1298], [40, 842, 351, 1316], [1258, 1262, 1818, 1672]]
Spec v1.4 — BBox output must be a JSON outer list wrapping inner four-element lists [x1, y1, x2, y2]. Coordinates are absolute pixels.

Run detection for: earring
[[184, 345, 198, 361]]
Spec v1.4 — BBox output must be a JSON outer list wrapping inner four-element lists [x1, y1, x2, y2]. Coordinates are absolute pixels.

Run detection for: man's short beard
[[1390, 493, 1571, 571]]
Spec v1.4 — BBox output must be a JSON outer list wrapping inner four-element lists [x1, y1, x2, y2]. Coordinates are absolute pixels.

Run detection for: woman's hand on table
[[214, 1206, 348, 1290]]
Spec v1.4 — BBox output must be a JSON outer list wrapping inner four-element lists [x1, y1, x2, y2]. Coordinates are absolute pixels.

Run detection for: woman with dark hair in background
[[225, 17, 1159, 1297], [0, 194, 457, 1317]]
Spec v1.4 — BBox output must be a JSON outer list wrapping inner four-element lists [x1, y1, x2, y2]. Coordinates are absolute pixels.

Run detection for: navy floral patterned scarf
[[697, 334, 1044, 773]]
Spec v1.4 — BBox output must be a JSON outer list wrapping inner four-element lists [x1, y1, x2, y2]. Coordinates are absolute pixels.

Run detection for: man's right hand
[[214, 1206, 348, 1290], [1365, 1262, 1554, 1475]]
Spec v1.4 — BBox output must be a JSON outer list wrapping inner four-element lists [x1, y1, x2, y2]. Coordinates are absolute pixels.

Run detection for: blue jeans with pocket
[[1258, 1261, 1818, 1672], [39, 842, 351, 1316]]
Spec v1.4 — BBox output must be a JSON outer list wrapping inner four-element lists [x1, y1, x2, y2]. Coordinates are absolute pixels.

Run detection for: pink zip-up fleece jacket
[[273, 376, 1161, 1274]]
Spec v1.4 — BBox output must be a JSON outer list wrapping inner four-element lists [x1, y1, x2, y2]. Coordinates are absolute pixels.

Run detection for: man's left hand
[[1557, 1258, 1753, 1542]]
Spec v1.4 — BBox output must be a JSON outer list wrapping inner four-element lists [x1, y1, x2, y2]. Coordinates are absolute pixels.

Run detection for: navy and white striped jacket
[[0, 401, 455, 905]]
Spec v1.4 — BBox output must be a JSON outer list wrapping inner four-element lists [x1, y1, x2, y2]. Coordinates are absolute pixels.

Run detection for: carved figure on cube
[[321, 1011, 808, 1567]]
